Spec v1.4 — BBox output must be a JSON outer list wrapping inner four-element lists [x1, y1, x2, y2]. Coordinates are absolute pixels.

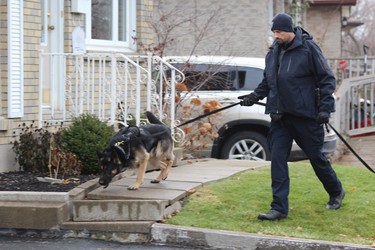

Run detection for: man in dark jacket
[[240, 13, 345, 221]]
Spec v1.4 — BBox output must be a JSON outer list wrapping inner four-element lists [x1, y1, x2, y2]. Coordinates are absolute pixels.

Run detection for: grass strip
[[167, 162, 375, 246]]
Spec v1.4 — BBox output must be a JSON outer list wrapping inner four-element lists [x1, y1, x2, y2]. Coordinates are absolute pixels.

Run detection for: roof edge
[[308, 0, 357, 6]]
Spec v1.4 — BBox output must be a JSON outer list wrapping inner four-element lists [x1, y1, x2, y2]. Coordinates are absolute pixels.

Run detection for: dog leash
[[237, 101, 375, 173], [327, 123, 375, 174], [177, 100, 375, 174], [251, 101, 375, 174], [176, 102, 240, 127], [176, 101, 265, 128]]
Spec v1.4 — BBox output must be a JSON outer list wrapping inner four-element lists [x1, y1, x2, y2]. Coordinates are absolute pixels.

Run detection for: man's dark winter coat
[[253, 27, 336, 119]]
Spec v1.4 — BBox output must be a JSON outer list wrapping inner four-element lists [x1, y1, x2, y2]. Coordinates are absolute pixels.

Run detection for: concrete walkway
[[333, 134, 375, 169]]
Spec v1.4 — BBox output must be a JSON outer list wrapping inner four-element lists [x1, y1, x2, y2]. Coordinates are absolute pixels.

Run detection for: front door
[[41, 0, 64, 108]]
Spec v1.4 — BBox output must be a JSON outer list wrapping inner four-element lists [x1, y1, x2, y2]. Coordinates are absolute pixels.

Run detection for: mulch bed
[[0, 171, 98, 192]]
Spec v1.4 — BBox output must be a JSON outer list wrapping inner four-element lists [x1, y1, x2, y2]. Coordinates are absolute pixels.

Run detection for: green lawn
[[166, 162, 375, 246]]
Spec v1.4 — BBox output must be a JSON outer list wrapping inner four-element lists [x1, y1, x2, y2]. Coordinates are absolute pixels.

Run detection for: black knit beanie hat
[[271, 13, 294, 32]]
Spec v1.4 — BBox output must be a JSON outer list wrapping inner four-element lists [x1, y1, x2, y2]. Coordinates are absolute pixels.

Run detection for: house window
[[86, 0, 136, 52]]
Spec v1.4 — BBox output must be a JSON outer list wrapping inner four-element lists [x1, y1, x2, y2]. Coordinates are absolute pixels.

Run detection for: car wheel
[[220, 131, 270, 161]]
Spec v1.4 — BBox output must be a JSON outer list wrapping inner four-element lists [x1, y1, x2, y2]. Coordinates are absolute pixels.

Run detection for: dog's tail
[[145, 111, 164, 125]]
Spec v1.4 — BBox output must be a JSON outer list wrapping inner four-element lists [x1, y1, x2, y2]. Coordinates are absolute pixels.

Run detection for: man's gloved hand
[[317, 112, 330, 124], [239, 93, 258, 106]]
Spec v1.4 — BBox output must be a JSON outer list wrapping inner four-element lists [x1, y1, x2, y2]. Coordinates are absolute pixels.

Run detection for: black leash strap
[[327, 123, 375, 174], [176, 101, 266, 128], [176, 100, 375, 173], [253, 100, 374, 173], [176, 102, 241, 127]]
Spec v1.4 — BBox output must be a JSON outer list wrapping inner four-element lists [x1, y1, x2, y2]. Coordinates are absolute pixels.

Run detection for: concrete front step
[[72, 199, 169, 221], [87, 178, 200, 205], [0, 201, 69, 230]]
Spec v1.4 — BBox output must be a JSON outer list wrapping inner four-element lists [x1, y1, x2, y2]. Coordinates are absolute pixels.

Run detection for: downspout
[[268, 0, 274, 46]]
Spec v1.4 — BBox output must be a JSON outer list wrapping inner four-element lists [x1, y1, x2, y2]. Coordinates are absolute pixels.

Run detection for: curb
[[151, 223, 373, 250]]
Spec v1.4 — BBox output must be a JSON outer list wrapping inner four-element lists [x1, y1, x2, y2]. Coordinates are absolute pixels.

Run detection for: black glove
[[317, 112, 329, 124], [239, 93, 258, 106], [270, 113, 284, 122]]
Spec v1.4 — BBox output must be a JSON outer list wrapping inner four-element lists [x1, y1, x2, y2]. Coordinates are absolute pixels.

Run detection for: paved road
[[0, 235, 200, 250]]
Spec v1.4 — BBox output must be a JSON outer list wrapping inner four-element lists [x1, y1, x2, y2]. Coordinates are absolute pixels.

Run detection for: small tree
[[134, 1, 234, 156], [342, 0, 375, 56], [137, 0, 227, 58]]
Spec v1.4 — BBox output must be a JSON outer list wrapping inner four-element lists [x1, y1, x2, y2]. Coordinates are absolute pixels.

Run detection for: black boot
[[326, 189, 345, 210], [258, 210, 287, 221]]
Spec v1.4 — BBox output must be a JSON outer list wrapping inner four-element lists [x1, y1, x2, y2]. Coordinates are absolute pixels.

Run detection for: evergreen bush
[[59, 114, 114, 174]]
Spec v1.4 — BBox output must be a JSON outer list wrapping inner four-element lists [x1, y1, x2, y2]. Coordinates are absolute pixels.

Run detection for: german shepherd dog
[[98, 111, 175, 190]]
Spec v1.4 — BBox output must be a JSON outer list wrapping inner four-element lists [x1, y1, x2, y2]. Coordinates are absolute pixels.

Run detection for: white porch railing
[[327, 56, 375, 136], [38, 52, 185, 141], [333, 74, 375, 137], [327, 56, 375, 85]]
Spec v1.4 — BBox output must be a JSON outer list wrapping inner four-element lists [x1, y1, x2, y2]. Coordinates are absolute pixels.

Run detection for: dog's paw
[[151, 179, 160, 183], [160, 173, 169, 181], [127, 184, 140, 190]]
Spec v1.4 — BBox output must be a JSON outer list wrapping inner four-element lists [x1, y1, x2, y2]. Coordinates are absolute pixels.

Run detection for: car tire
[[220, 131, 270, 161]]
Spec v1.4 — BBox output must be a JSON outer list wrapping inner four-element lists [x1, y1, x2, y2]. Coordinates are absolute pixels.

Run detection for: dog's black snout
[[99, 178, 107, 186]]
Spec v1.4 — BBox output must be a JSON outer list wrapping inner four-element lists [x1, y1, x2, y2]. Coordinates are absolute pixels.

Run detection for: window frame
[[172, 63, 264, 92], [85, 0, 137, 52]]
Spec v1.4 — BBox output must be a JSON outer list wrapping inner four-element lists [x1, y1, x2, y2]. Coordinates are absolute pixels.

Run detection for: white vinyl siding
[[7, 0, 24, 118]]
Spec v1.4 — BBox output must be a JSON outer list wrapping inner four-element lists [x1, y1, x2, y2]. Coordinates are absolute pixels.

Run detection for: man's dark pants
[[268, 114, 343, 215]]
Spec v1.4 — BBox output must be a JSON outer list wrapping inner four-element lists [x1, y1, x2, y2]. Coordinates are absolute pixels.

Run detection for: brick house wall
[[153, 0, 271, 58], [22, 0, 41, 122], [0, 4, 7, 117], [304, 6, 342, 58], [0, 0, 154, 172], [0, 0, 42, 171], [154, 0, 347, 58]]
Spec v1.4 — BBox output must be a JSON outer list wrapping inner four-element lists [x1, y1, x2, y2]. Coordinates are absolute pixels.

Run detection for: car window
[[237, 66, 264, 91], [172, 63, 263, 91]]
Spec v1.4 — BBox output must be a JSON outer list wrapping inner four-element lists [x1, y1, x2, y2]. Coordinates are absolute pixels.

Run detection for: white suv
[[167, 56, 337, 161]]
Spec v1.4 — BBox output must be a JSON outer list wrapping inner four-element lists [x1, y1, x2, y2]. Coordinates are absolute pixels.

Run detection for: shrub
[[59, 114, 114, 174], [12, 122, 84, 176], [12, 122, 55, 173]]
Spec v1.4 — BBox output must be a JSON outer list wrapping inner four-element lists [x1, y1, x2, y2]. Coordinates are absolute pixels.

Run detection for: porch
[[39, 53, 186, 142]]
